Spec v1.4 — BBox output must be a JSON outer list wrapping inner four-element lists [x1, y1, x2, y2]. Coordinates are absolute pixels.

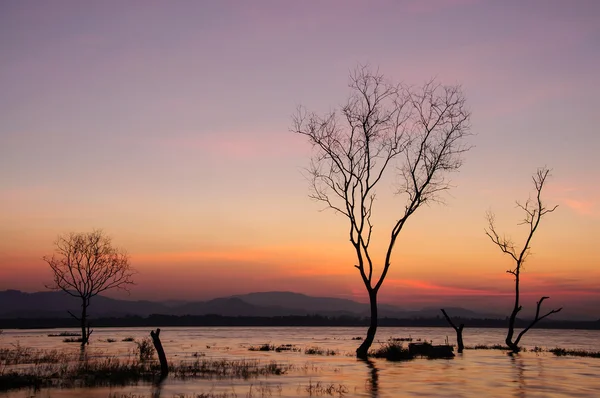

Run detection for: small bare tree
[[44, 230, 134, 346], [441, 309, 464, 353], [485, 167, 561, 353], [292, 66, 471, 358]]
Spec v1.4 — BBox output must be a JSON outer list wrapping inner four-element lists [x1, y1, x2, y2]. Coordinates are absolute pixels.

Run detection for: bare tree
[[44, 230, 134, 346], [441, 309, 464, 353], [485, 167, 561, 353], [292, 66, 471, 358]]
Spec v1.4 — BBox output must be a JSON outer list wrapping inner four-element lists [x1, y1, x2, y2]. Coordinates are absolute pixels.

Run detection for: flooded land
[[1, 326, 599, 397]]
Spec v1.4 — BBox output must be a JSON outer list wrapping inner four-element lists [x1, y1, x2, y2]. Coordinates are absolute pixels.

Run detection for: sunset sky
[[1, 0, 598, 319]]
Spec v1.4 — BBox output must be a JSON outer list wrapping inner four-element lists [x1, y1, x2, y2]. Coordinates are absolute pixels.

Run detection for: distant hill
[[0, 290, 168, 318], [0, 289, 507, 320]]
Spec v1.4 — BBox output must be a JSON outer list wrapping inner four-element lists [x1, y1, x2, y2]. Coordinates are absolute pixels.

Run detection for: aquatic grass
[[0, 344, 72, 365], [275, 344, 300, 352], [63, 337, 83, 343], [304, 347, 339, 356], [369, 342, 413, 361], [550, 348, 600, 358], [302, 380, 349, 396], [135, 337, 155, 361], [390, 336, 413, 342], [1, 358, 290, 391], [172, 358, 290, 379], [248, 343, 300, 353], [0, 344, 291, 392], [465, 344, 507, 350], [47, 332, 80, 337], [248, 343, 274, 352]]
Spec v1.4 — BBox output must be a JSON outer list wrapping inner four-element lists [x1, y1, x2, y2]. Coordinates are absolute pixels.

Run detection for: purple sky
[[1, 0, 599, 317]]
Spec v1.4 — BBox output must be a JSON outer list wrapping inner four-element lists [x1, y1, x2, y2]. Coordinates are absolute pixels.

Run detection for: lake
[[1, 326, 599, 397]]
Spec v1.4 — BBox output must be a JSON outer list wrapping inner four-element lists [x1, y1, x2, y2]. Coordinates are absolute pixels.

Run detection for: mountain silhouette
[[0, 289, 504, 320]]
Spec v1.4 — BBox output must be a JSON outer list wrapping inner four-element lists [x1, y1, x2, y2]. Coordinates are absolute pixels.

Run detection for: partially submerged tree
[[441, 308, 464, 353], [485, 167, 561, 353], [292, 66, 471, 358], [44, 230, 134, 346]]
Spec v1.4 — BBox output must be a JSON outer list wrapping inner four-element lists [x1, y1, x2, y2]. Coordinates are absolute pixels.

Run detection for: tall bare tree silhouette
[[44, 230, 134, 346], [485, 167, 561, 353], [292, 65, 472, 358]]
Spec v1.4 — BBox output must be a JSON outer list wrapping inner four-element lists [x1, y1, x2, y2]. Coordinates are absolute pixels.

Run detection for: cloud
[[562, 199, 597, 217], [548, 183, 599, 217], [383, 278, 500, 296], [156, 130, 308, 160]]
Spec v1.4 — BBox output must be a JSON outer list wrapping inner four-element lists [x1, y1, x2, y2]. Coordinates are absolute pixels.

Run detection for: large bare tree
[[292, 66, 472, 358], [44, 230, 134, 346], [485, 167, 561, 353]]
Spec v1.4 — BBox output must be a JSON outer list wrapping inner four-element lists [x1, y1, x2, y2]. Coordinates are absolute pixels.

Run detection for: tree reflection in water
[[510, 355, 526, 398], [361, 358, 380, 398]]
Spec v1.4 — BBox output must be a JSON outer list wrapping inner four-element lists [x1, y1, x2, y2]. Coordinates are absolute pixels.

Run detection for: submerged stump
[[150, 328, 169, 379]]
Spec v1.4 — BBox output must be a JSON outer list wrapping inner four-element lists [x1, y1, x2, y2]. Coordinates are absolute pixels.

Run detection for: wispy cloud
[[156, 131, 308, 160]]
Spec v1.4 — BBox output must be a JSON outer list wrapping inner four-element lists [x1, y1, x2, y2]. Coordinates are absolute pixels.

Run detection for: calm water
[[1, 326, 600, 397]]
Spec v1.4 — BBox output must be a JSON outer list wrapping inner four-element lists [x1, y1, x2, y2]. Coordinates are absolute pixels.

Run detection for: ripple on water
[[1, 326, 600, 397]]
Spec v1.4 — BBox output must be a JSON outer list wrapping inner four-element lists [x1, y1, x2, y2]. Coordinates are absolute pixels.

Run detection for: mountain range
[[0, 289, 501, 320]]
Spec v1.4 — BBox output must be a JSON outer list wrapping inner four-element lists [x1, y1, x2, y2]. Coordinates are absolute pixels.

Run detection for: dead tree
[[292, 65, 472, 358], [44, 230, 134, 347], [441, 309, 464, 353], [485, 167, 561, 353], [150, 328, 169, 379]]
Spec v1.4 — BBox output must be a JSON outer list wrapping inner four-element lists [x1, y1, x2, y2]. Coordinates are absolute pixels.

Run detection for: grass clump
[[0, 344, 71, 365], [302, 381, 349, 396], [390, 336, 413, 342], [369, 342, 413, 361], [48, 331, 80, 337], [135, 338, 155, 361], [465, 344, 507, 350], [248, 343, 274, 352], [550, 348, 600, 358], [173, 358, 290, 379], [63, 338, 83, 343], [122, 337, 135, 342], [248, 343, 300, 353], [275, 344, 300, 352], [304, 347, 338, 356], [0, 345, 291, 392]]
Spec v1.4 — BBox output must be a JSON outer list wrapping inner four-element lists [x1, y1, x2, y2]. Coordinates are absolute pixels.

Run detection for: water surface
[[1, 327, 599, 397]]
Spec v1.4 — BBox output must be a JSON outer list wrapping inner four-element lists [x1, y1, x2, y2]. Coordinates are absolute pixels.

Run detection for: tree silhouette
[[441, 308, 464, 353], [292, 65, 471, 358], [44, 230, 134, 346], [485, 167, 561, 353]]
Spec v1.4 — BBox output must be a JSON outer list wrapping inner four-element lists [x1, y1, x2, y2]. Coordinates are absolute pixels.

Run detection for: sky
[[1, 0, 599, 319]]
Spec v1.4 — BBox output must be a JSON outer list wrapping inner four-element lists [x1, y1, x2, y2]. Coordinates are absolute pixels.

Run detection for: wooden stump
[[150, 328, 169, 378]]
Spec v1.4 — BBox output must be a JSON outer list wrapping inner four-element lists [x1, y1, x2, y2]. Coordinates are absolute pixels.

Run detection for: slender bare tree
[[485, 167, 561, 353], [292, 66, 472, 358], [441, 308, 464, 353], [44, 230, 134, 346]]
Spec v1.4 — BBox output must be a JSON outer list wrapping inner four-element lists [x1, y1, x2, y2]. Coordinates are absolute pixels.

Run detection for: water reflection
[[1, 327, 599, 398], [151, 376, 166, 398], [510, 355, 526, 398], [361, 358, 379, 398]]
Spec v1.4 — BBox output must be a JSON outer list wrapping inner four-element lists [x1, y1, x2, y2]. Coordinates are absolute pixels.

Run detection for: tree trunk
[[150, 328, 169, 379], [356, 289, 378, 359], [456, 325, 464, 353], [506, 274, 520, 353], [80, 298, 88, 347]]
